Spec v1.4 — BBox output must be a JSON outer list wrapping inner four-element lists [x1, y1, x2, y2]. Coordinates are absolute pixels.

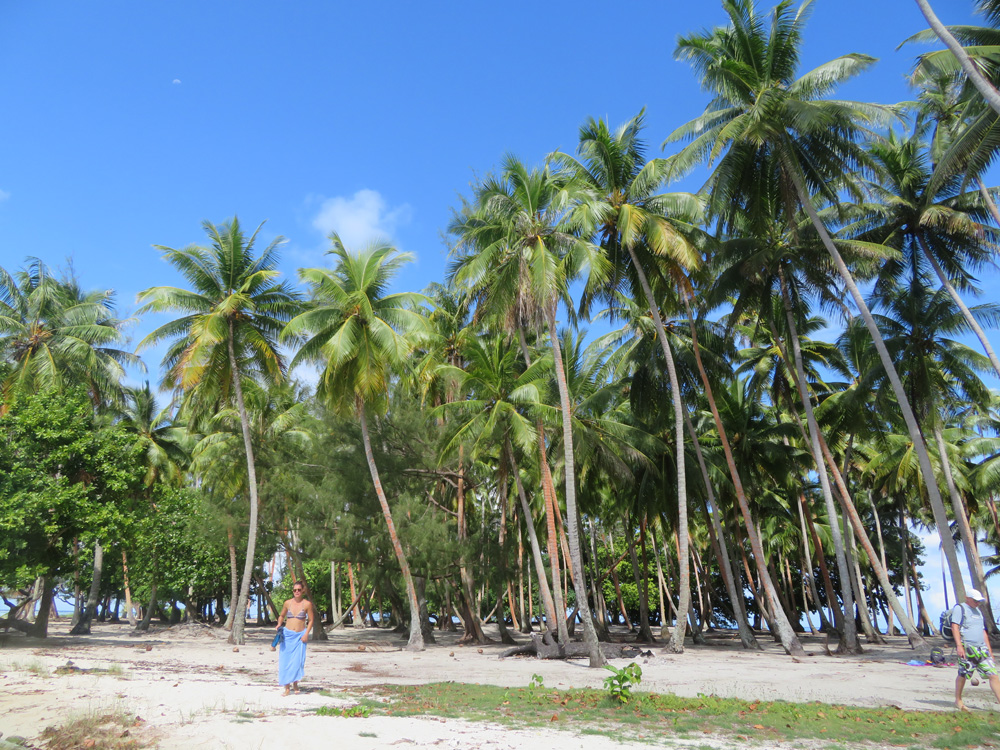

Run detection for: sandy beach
[[0, 621, 989, 749]]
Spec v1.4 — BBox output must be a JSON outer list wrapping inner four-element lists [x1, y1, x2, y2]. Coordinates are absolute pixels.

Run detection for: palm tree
[[553, 112, 703, 652], [283, 235, 431, 651], [136, 217, 301, 645], [449, 155, 610, 666], [434, 330, 562, 641], [670, 0, 967, 602], [0, 258, 141, 410], [850, 127, 1000, 383]]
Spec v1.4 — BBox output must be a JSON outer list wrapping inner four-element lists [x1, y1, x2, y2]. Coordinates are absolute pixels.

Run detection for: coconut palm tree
[[553, 112, 703, 652], [136, 217, 301, 645], [283, 235, 431, 651], [449, 155, 610, 666], [670, 0, 966, 602], [434, 330, 561, 641], [0, 258, 140, 410]]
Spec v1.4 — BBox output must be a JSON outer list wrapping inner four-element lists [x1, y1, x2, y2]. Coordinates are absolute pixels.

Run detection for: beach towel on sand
[[277, 626, 307, 685]]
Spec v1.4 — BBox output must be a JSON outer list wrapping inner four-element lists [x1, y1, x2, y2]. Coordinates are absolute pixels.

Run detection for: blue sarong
[[277, 627, 307, 686]]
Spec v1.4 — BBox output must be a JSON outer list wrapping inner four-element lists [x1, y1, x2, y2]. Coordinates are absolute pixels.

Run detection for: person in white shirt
[[950, 588, 1000, 711]]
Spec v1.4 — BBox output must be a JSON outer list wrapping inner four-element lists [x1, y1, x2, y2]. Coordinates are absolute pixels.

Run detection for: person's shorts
[[958, 645, 999, 680]]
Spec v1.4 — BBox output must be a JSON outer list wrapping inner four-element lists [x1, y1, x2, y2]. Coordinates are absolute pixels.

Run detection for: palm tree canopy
[[0, 258, 142, 408], [284, 234, 431, 415], [667, 0, 893, 234], [136, 218, 301, 397]]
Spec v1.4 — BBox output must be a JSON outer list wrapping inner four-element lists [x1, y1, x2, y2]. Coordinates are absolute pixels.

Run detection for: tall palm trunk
[[932, 423, 999, 632], [625, 246, 689, 652], [358, 401, 423, 651], [506, 440, 560, 635], [545, 303, 604, 667], [227, 325, 262, 646], [914, 0, 1000, 115], [224, 528, 238, 630], [517, 327, 570, 646], [917, 233, 1000, 381], [684, 412, 759, 648], [787, 166, 966, 601], [682, 292, 804, 656], [777, 274, 859, 652]]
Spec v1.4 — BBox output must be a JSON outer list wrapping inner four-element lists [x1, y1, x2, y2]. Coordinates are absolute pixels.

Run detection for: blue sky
[[2, 1, 999, 621]]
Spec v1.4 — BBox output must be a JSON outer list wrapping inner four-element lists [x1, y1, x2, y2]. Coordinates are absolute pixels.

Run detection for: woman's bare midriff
[[284, 610, 307, 633]]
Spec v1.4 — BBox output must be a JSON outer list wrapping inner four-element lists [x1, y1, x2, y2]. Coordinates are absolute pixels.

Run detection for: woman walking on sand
[[274, 581, 314, 695]]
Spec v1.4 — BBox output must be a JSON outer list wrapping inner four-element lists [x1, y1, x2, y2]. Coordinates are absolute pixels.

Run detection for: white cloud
[[0, 189, 10, 202], [311, 189, 412, 249], [172, 79, 181, 84]]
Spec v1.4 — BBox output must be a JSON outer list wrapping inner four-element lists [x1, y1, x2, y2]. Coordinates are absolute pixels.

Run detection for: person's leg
[[956, 674, 968, 710], [988, 674, 1000, 704]]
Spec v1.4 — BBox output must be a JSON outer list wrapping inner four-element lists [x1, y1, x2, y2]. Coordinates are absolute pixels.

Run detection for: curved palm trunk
[[682, 292, 805, 656], [787, 166, 966, 602], [685, 412, 759, 649], [798, 419, 927, 646], [917, 232, 1000, 382], [776, 274, 859, 652], [931, 423, 999, 632], [545, 304, 604, 667], [358, 402, 423, 651], [516, 327, 570, 646], [914, 0, 1000, 116], [227, 328, 262, 647], [624, 246, 689, 653], [796, 496, 832, 632], [506, 440, 560, 635], [225, 528, 238, 630], [977, 180, 1000, 240]]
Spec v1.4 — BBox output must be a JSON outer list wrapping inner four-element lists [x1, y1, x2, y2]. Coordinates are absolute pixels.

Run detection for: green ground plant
[[603, 662, 642, 704]]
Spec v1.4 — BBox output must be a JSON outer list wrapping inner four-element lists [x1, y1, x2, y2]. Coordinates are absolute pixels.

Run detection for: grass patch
[[366, 682, 1000, 748], [40, 708, 149, 750], [316, 703, 374, 718], [4, 658, 48, 676]]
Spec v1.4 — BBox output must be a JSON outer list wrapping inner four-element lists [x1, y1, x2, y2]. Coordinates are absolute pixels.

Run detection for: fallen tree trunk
[[500, 632, 653, 660]]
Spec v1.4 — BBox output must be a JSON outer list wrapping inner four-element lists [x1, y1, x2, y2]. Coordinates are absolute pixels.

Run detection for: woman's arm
[[276, 601, 289, 630], [301, 601, 315, 641]]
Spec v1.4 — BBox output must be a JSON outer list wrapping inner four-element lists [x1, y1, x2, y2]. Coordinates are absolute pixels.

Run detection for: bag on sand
[[940, 604, 967, 642]]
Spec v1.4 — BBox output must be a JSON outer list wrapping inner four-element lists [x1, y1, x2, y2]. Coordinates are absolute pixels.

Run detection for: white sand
[[0, 621, 987, 749]]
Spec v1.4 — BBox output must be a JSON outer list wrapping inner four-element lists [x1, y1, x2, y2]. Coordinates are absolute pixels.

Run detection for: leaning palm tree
[[670, 0, 967, 602], [136, 217, 301, 645], [283, 235, 430, 652], [553, 112, 703, 652], [450, 155, 610, 666]]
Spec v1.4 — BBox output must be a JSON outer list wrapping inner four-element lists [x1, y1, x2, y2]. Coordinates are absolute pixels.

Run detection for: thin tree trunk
[[70, 542, 104, 635], [775, 276, 859, 652], [919, 231, 1000, 380], [506, 440, 560, 638], [517, 327, 569, 647], [788, 165, 964, 602], [681, 290, 804, 656], [121, 551, 137, 627], [625, 246, 689, 653], [797, 495, 831, 632], [914, 0, 1000, 115], [545, 305, 604, 667], [932, 423, 999, 633], [627, 515, 655, 643], [685, 412, 758, 648], [227, 325, 262, 647], [358, 402, 423, 651]]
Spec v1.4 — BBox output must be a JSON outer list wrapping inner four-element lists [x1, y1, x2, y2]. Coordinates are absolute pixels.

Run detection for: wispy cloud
[[311, 189, 412, 249], [0, 189, 10, 202]]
